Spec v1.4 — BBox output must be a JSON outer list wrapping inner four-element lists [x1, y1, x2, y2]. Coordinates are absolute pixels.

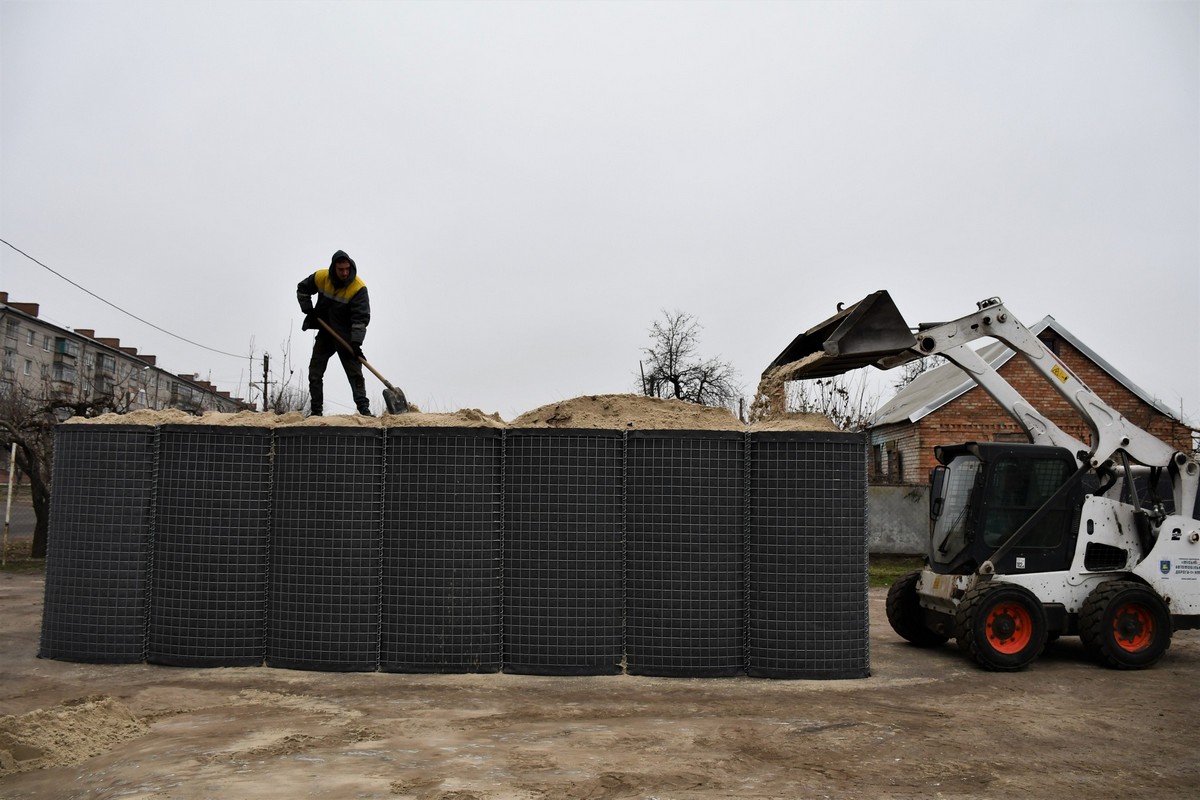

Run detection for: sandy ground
[[1, 570, 1197, 800], [71, 394, 837, 432]]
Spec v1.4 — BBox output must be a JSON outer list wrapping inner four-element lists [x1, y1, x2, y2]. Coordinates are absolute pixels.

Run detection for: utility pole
[[255, 353, 275, 411]]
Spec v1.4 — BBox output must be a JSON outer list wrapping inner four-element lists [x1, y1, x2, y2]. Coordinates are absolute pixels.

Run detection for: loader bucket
[[765, 290, 917, 379]]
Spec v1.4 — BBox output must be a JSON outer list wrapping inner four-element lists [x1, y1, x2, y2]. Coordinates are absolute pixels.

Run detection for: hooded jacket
[[297, 250, 371, 345]]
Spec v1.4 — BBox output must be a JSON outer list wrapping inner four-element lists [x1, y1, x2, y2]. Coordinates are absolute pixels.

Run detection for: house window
[[26, 330, 35, 347], [23, 359, 32, 376], [42, 335, 51, 352], [2, 349, 14, 374], [53, 362, 77, 384], [874, 441, 906, 482]]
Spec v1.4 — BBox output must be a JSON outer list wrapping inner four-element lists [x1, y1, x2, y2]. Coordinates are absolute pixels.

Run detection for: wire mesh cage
[[747, 432, 870, 679], [625, 430, 745, 677], [147, 425, 271, 666], [39, 422, 872, 679], [381, 427, 503, 673], [40, 425, 155, 663], [268, 427, 382, 671], [503, 429, 624, 675]]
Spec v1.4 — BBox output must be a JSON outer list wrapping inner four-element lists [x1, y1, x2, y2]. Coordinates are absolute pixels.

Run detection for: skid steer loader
[[770, 292, 1200, 670]]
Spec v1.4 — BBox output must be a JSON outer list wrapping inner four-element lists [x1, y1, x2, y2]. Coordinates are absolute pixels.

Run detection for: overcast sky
[[2, 0, 1197, 424]]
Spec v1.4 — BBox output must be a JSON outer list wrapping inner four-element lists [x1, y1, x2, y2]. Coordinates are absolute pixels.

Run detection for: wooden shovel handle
[[314, 318, 390, 387]]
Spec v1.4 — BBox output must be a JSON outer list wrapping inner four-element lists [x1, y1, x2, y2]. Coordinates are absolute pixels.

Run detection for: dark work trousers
[[308, 332, 369, 413]]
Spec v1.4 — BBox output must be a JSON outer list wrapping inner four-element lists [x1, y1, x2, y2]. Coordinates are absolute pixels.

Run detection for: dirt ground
[[1, 571, 1197, 800]]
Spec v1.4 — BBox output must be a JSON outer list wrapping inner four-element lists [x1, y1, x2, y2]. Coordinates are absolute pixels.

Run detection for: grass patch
[[868, 554, 924, 589], [1, 538, 45, 574]]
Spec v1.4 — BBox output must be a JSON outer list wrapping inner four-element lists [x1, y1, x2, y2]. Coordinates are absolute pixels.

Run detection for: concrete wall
[[868, 484, 928, 555]]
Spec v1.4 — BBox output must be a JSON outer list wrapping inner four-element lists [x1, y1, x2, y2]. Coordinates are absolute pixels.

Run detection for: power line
[[1, 237, 249, 359]]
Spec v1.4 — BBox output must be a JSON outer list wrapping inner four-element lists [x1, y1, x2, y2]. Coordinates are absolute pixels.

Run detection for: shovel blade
[[766, 290, 916, 379], [383, 387, 409, 414]]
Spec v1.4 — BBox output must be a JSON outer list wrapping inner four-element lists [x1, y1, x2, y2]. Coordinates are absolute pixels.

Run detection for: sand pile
[[63, 409, 307, 427], [750, 411, 838, 432], [510, 394, 744, 430], [0, 696, 149, 776], [67, 393, 837, 432], [381, 409, 505, 429]]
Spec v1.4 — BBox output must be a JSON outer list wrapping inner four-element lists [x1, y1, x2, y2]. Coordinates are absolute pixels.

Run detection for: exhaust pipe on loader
[[764, 290, 918, 380]]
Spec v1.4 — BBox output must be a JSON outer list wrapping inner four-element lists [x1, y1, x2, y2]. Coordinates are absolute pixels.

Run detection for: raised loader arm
[[772, 292, 1199, 514]]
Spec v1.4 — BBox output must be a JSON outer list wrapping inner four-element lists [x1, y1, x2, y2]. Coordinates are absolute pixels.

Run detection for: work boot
[[309, 383, 323, 417], [353, 386, 372, 416]]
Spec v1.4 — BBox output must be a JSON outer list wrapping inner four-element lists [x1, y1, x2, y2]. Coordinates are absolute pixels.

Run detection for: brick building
[[1, 291, 251, 415], [868, 316, 1195, 486]]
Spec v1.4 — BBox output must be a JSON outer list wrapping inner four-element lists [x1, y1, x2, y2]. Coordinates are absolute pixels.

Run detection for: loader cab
[[927, 442, 1083, 576]]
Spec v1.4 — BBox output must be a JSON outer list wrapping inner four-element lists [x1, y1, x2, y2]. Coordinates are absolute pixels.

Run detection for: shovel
[[314, 318, 409, 414]]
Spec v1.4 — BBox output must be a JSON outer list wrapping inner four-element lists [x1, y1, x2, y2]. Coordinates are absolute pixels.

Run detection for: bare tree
[[266, 333, 310, 413], [892, 354, 945, 392], [786, 370, 881, 431], [639, 310, 741, 409], [0, 381, 122, 558]]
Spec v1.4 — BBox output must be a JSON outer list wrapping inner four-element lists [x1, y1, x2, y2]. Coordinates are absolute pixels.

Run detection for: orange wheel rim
[[985, 601, 1033, 654], [1111, 602, 1155, 653]]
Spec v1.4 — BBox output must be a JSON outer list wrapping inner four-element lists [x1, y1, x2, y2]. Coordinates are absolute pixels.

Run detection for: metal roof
[[871, 316, 1182, 427]]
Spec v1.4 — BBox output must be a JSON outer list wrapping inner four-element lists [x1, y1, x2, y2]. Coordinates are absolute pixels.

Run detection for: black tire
[[954, 582, 1047, 671], [1079, 581, 1171, 670], [886, 570, 950, 647]]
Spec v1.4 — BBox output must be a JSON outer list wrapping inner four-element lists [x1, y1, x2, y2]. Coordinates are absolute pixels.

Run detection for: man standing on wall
[[297, 249, 372, 416]]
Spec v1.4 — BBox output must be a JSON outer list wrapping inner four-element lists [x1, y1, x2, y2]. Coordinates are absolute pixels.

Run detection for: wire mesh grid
[[625, 431, 745, 676], [40, 426, 154, 663], [502, 430, 624, 675], [747, 432, 870, 679], [381, 428, 502, 673], [268, 428, 382, 671], [39, 423, 872, 681], [147, 425, 271, 666]]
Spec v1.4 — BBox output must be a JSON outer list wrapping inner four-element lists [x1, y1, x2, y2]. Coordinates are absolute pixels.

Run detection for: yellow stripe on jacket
[[313, 269, 366, 304]]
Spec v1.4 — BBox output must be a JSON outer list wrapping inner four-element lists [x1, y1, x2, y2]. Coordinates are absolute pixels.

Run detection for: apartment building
[[1, 291, 251, 414]]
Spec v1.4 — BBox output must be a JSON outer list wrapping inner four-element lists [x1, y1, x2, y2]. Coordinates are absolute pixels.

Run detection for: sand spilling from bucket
[[68, 393, 836, 432], [748, 356, 823, 423]]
